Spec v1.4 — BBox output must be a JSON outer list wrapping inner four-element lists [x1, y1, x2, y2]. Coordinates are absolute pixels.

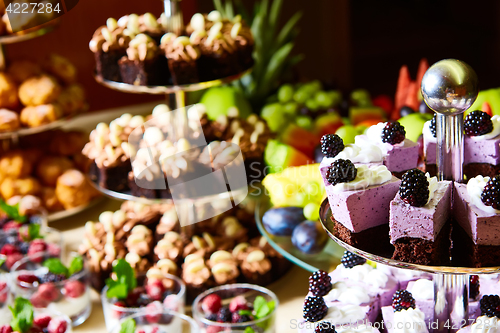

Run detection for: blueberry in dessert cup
[[11, 253, 91, 326], [192, 283, 278, 333], [101, 259, 186, 332], [111, 310, 199, 333], [0, 225, 62, 272], [0, 297, 73, 333]]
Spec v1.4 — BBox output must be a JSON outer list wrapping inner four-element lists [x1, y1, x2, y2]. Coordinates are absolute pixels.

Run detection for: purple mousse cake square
[[326, 176, 401, 233], [453, 183, 500, 246], [464, 135, 500, 166], [384, 139, 419, 173], [390, 181, 452, 243], [453, 182, 500, 267]]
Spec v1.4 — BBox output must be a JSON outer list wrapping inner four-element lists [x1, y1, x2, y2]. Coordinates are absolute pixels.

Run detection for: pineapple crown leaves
[[213, 0, 303, 109]]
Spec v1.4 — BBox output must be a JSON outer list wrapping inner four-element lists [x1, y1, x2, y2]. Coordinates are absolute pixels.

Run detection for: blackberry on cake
[[479, 294, 500, 318], [481, 175, 500, 210], [392, 290, 416, 312], [303, 296, 328, 322], [309, 270, 332, 297], [340, 251, 366, 268], [326, 159, 357, 186], [465, 111, 494, 137], [390, 170, 452, 265], [381, 121, 406, 145], [320, 134, 344, 158], [430, 114, 437, 138], [399, 169, 429, 207]]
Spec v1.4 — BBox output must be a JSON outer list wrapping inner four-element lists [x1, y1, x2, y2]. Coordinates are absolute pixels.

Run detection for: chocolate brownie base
[[332, 217, 394, 256], [94, 50, 126, 82], [464, 163, 500, 180], [128, 171, 158, 199], [89, 161, 131, 192], [452, 222, 500, 267], [168, 59, 199, 85], [119, 56, 170, 86], [425, 164, 437, 177], [392, 222, 451, 265]]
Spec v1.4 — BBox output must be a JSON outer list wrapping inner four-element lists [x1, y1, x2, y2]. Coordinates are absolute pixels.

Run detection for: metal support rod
[[433, 274, 468, 333], [436, 114, 464, 183]]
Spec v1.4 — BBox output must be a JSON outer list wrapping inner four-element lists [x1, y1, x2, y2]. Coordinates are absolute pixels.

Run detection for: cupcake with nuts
[[161, 34, 201, 85]]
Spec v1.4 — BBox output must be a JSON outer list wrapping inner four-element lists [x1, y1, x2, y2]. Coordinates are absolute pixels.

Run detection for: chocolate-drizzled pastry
[[182, 253, 214, 302], [126, 224, 154, 257], [83, 118, 138, 191], [118, 33, 169, 86], [251, 236, 292, 278], [223, 19, 254, 71], [191, 22, 239, 81], [89, 17, 134, 81], [161, 34, 200, 85], [240, 248, 272, 286], [156, 209, 180, 238], [20, 104, 63, 128], [207, 250, 239, 285], [154, 231, 184, 265]]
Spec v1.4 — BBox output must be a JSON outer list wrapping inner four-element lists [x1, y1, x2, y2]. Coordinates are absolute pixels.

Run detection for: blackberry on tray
[[309, 270, 332, 297], [303, 296, 328, 323], [392, 290, 416, 312], [340, 251, 366, 269], [326, 159, 357, 186], [381, 121, 406, 145], [399, 169, 429, 207], [464, 111, 494, 137], [320, 134, 344, 158]]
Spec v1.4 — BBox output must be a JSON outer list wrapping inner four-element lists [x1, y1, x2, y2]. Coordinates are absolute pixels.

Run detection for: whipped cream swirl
[[339, 264, 389, 288], [321, 304, 367, 326], [471, 316, 500, 333], [329, 143, 384, 164], [426, 173, 439, 205], [359, 122, 405, 154], [329, 164, 392, 193], [467, 175, 500, 214], [392, 308, 428, 333], [324, 281, 370, 305], [410, 279, 434, 301], [469, 115, 500, 140]]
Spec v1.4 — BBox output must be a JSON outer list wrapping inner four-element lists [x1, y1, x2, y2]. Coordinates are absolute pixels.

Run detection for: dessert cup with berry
[[0, 198, 48, 233], [111, 310, 199, 333], [193, 283, 279, 333], [101, 260, 186, 332], [11, 253, 91, 326], [0, 225, 63, 272], [1, 297, 72, 333]]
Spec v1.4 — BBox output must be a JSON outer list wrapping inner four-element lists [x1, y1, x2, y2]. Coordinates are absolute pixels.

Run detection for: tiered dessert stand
[[91, 0, 253, 227], [319, 59, 500, 333], [0, 20, 96, 221]]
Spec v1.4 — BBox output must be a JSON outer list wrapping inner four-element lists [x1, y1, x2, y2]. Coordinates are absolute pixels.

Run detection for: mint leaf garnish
[[28, 224, 42, 241], [239, 310, 252, 316], [0, 257, 5, 267], [244, 328, 255, 333], [9, 297, 34, 333], [68, 255, 84, 277], [253, 296, 267, 315], [0, 200, 26, 223], [256, 303, 271, 318], [106, 259, 137, 300], [119, 318, 136, 333], [43, 258, 69, 277]]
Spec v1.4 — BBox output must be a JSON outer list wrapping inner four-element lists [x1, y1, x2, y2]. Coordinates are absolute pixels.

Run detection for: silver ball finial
[[421, 59, 479, 115]]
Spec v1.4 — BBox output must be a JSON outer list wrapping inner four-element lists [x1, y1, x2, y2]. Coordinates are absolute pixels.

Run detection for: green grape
[[327, 91, 342, 106], [335, 125, 357, 144], [293, 90, 310, 104], [306, 80, 323, 93], [278, 84, 294, 103], [351, 89, 372, 106], [283, 102, 298, 116], [296, 116, 313, 130], [261, 103, 287, 132], [305, 99, 319, 111], [294, 191, 309, 207], [315, 91, 334, 108], [303, 202, 320, 221], [355, 124, 368, 135]]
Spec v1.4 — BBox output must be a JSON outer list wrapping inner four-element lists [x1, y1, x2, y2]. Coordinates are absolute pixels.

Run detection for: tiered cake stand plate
[[0, 22, 56, 44], [255, 195, 344, 273], [92, 68, 254, 227]]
